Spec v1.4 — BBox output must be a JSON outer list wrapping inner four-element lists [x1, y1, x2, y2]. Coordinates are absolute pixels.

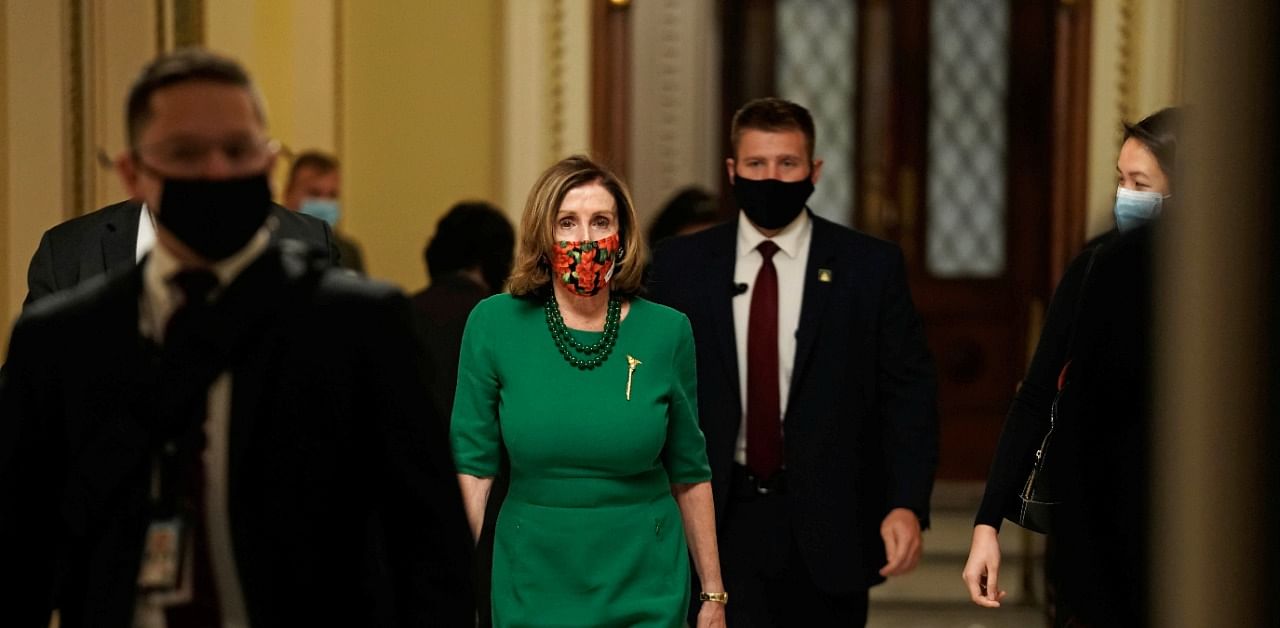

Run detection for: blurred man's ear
[[725, 158, 736, 185], [810, 159, 824, 184], [115, 151, 142, 199], [264, 151, 280, 198]]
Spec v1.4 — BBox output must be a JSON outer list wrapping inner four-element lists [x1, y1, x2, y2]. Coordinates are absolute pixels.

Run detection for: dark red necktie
[[747, 240, 783, 479], [164, 270, 223, 627]]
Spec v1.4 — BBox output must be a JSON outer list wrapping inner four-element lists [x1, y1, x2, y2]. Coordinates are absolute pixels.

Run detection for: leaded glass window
[[927, 0, 1009, 277], [775, 0, 856, 227]]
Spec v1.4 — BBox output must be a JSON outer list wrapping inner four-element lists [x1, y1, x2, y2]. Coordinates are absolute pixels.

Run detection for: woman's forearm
[[457, 474, 494, 543], [672, 481, 724, 591]]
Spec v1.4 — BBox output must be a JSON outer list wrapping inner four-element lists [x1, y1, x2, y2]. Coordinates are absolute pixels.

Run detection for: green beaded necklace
[[544, 292, 621, 370]]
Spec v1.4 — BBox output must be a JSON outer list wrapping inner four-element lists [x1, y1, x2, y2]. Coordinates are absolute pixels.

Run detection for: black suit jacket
[[648, 213, 938, 592], [409, 273, 490, 421], [0, 243, 473, 627], [1048, 225, 1153, 626], [24, 199, 340, 306]]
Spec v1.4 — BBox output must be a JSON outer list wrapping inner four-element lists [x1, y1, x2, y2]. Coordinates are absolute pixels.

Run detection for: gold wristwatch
[[699, 591, 729, 604]]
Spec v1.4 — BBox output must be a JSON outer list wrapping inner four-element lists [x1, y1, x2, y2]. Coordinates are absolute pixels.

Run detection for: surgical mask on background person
[[550, 233, 621, 297], [299, 198, 341, 227], [1113, 186, 1169, 232], [732, 176, 814, 230], [156, 172, 273, 261]]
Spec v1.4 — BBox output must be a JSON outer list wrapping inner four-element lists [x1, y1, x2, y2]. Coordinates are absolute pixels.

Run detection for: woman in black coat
[[962, 108, 1179, 626]]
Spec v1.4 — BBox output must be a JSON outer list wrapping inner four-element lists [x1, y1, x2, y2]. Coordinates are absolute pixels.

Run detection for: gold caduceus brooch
[[626, 355, 642, 401]]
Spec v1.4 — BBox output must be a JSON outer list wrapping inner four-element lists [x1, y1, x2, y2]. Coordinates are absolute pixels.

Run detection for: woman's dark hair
[[648, 186, 719, 248], [424, 201, 515, 294], [1123, 107, 1181, 183]]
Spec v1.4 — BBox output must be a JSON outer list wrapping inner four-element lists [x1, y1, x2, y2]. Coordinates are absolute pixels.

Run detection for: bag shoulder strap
[[1059, 241, 1105, 386]]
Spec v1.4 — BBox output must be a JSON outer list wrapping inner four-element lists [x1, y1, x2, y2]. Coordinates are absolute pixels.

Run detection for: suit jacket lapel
[[224, 252, 289, 504], [788, 216, 838, 414], [708, 225, 742, 417], [223, 247, 320, 505], [99, 201, 143, 274], [64, 268, 154, 534]]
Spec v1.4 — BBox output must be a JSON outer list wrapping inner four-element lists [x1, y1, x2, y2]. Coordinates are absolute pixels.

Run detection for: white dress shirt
[[732, 210, 812, 466], [137, 203, 157, 262], [134, 228, 269, 628]]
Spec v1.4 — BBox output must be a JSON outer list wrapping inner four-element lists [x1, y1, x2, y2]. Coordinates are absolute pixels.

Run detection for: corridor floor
[[867, 481, 1047, 627]]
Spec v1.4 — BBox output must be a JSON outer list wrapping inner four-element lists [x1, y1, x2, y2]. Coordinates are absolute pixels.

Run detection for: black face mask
[[732, 175, 814, 230], [155, 172, 272, 261]]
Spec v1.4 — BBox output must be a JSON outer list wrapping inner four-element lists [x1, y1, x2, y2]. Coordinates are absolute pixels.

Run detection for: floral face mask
[[551, 232, 621, 296]]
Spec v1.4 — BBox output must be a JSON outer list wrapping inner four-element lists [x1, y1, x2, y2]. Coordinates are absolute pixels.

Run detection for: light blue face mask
[[299, 198, 341, 227], [1113, 187, 1168, 232]]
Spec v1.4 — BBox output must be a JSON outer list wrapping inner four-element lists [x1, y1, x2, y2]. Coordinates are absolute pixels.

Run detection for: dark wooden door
[[722, 0, 1090, 480]]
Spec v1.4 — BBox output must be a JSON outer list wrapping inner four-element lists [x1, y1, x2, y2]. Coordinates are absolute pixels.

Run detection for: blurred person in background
[[0, 48, 473, 627], [963, 107, 1179, 627], [283, 150, 366, 273], [648, 186, 722, 249], [410, 200, 514, 628], [25, 159, 336, 310], [411, 201, 515, 423]]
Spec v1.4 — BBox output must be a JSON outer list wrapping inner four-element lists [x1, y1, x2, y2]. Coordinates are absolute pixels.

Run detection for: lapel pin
[[818, 268, 833, 283], [626, 355, 643, 401]]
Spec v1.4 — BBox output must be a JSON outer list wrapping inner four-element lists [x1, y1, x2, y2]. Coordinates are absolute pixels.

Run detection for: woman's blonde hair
[[506, 155, 648, 297]]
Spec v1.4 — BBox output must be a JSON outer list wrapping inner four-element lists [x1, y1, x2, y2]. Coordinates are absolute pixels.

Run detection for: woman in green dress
[[451, 156, 727, 628]]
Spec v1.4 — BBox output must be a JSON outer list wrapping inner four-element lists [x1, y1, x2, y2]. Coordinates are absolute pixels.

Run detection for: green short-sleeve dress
[[451, 294, 711, 628]]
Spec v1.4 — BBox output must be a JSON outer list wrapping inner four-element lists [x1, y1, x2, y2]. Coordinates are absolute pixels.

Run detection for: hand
[[961, 524, 1007, 608], [696, 600, 727, 628], [878, 507, 923, 577]]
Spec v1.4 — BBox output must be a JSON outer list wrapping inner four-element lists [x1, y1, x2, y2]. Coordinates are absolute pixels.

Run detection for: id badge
[[138, 517, 184, 591]]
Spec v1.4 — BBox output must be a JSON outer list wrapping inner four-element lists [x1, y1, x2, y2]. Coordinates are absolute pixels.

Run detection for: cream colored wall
[[342, 1, 502, 291], [1086, 0, 1184, 237], [2, 0, 161, 355], [2, 0, 67, 355], [207, 1, 507, 291], [501, 0, 591, 223], [205, 0, 337, 190], [86, 1, 157, 210], [1, 0, 8, 353], [0, 0, 536, 354], [628, 0, 721, 226]]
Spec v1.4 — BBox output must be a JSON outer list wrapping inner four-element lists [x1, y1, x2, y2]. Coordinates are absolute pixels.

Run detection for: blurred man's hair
[[126, 48, 265, 148], [287, 151, 340, 190]]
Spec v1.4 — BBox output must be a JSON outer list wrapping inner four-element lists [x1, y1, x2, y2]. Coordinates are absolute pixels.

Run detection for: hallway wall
[[340, 1, 502, 292], [0, 0, 1191, 354], [1, 0, 66, 355], [0, 1, 509, 355], [1086, 0, 1183, 237], [208, 0, 503, 293]]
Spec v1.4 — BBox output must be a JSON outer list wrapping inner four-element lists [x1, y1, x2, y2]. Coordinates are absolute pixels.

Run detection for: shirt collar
[[145, 227, 272, 297], [137, 203, 156, 262], [735, 208, 812, 260]]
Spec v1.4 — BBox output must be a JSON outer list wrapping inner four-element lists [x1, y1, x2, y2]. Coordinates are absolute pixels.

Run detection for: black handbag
[[1009, 243, 1102, 534], [1012, 384, 1063, 533]]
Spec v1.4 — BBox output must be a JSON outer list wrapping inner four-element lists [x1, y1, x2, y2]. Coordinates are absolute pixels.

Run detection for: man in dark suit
[[25, 196, 337, 307], [649, 98, 938, 626], [0, 48, 472, 626]]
